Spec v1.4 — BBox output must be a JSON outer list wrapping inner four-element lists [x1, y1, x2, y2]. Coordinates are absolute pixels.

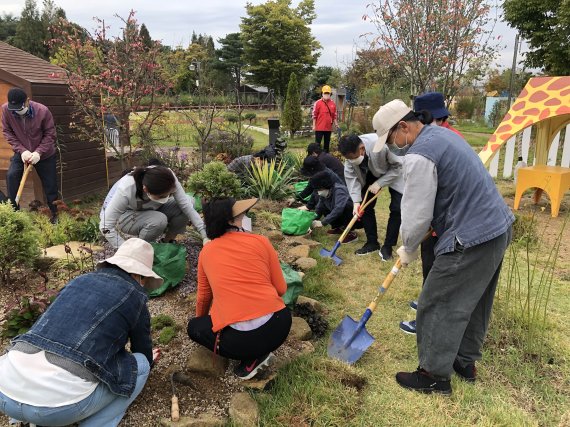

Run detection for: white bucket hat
[[372, 99, 412, 152], [98, 238, 163, 291]]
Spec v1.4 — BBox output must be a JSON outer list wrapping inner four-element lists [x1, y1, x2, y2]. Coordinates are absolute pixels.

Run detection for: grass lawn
[[456, 121, 495, 135], [254, 188, 570, 426]]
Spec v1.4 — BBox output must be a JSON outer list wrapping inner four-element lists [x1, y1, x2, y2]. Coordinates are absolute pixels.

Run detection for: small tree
[[489, 99, 508, 128], [282, 73, 303, 137], [187, 162, 243, 200]]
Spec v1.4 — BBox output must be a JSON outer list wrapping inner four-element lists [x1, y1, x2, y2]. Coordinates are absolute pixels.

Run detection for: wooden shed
[[0, 41, 113, 206]]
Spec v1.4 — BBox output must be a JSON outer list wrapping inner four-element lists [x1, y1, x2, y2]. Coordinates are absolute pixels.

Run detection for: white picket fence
[[487, 124, 570, 178]]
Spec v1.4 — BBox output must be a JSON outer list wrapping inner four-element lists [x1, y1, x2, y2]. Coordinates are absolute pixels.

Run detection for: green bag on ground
[[148, 243, 187, 297], [281, 208, 316, 236], [186, 192, 202, 213], [293, 181, 311, 202], [281, 261, 303, 308]]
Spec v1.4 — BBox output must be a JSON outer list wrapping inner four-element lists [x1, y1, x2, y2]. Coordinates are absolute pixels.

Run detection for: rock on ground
[[289, 317, 313, 341], [265, 230, 284, 242], [296, 295, 325, 313], [294, 257, 317, 270], [287, 244, 310, 258], [186, 346, 228, 377], [228, 392, 259, 427], [289, 236, 321, 247]]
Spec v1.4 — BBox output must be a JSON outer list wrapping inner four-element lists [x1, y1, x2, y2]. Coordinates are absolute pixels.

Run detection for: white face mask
[[16, 107, 28, 116], [348, 155, 364, 166], [322, 94, 331, 100], [317, 189, 330, 197], [147, 193, 170, 204]]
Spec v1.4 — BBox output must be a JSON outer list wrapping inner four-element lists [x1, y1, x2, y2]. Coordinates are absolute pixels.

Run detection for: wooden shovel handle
[[338, 189, 381, 242], [171, 395, 180, 422], [15, 163, 33, 205]]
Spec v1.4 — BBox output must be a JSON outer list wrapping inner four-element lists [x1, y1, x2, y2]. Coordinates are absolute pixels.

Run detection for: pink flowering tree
[[364, 0, 500, 102], [50, 11, 169, 165]]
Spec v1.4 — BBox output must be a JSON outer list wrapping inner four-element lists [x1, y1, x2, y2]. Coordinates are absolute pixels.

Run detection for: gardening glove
[[396, 245, 419, 267], [369, 182, 382, 194], [30, 151, 41, 165], [203, 237, 211, 245], [312, 220, 323, 228], [21, 150, 32, 163], [353, 202, 362, 218], [297, 205, 309, 211]]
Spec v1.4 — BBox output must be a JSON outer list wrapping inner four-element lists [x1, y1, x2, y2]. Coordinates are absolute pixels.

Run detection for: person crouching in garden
[[0, 238, 162, 426], [373, 99, 513, 395], [100, 165, 208, 248], [309, 170, 357, 243], [187, 197, 292, 380]]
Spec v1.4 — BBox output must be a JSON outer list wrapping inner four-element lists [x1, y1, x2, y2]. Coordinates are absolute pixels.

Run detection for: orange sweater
[[196, 232, 287, 332]]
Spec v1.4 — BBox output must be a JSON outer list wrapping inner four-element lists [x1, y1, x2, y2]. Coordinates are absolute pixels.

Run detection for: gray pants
[[416, 227, 512, 379], [117, 200, 189, 243]]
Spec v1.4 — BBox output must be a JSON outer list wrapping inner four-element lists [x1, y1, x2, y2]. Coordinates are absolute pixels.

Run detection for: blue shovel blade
[[319, 247, 342, 265], [327, 315, 375, 364]]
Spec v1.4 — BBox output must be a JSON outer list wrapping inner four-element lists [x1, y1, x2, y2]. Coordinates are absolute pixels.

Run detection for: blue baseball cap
[[414, 92, 449, 119]]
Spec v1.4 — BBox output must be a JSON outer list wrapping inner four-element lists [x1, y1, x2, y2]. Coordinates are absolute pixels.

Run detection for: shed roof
[[0, 41, 67, 86]]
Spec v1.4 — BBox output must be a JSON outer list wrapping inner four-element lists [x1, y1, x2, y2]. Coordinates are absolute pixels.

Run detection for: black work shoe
[[395, 367, 452, 395], [49, 214, 58, 224], [453, 360, 476, 382], [355, 242, 380, 255], [234, 353, 273, 380], [379, 245, 393, 261]]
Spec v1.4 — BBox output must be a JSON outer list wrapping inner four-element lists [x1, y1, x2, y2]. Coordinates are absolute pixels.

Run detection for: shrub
[[151, 314, 176, 331], [246, 160, 295, 200], [0, 203, 41, 284], [282, 150, 305, 173], [205, 129, 254, 159], [282, 73, 303, 136], [244, 112, 257, 124], [145, 145, 201, 186], [158, 326, 177, 345], [187, 161, 243, 200], [455, 96, 477, 119], [32, 212, 94, 247], [224, 112, 239, 123]]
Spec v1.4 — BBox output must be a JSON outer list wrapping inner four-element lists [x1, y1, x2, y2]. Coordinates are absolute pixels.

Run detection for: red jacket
[[1, 100, 56, 159], [313, 98, 337, 131], [441, 121, 463, 138]]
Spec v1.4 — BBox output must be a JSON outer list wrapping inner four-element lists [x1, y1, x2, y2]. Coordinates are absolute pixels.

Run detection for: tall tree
[[215, 33, 245, 102], [0, 13, 19, 43], [41, 0, 66, 57], [139, 23, 152, 50], [240, 0, 321, 100], [282, 73, 303, 137], [365, 0, 498, 101], [504, 0, 570, 75], [13, 0, 48, 59]]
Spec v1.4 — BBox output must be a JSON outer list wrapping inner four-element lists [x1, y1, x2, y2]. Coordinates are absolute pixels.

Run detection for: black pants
[[315, 131, 332, 152], [7, 154, 58, 215], [327, 202, 354, 230], [421, 234, 438, 285], [360, 177, 401, 247], [187, 307, 292, 361]]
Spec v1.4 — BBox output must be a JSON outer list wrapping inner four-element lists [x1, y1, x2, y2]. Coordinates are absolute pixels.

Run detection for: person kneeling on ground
[[100, 165, 208, 249], [0, 238, 162, 426], [297, 155, 346, 212], [373, 99, 513, 395], [187, 198, 292, 380], [309, 170, 357, 243]]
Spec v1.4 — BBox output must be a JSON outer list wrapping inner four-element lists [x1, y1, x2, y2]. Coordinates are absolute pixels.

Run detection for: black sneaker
[[395, 367, 452, 395], [399, 319, 416, 334], [327, 227, 344, 235], [453, 360, 476, 382], [355, 242, 380, 255], [234, 353, 273, 380], [379, 245, 393, 261]]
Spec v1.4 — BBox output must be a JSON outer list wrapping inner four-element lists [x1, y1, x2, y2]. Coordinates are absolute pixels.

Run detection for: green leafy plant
[[205, 129, 254, 159], [151, 314, 176, 331], [0, 203, 41, 284], [244, 112, 257, 124], [282, 150, 305, 172], [158, 326, 177, 345], [1, 279, 57, 339], [187, 161, 243, 200], [246, 159, 295, 200]]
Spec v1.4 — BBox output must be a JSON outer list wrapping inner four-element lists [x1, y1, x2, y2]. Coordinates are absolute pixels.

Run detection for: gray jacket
[[344, 133, 404, 203]]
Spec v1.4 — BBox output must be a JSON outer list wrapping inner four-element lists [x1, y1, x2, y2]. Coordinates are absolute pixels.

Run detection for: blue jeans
[[0, 353, 150, 427]]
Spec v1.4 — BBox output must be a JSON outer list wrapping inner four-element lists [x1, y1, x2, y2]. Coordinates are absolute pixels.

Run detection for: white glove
[[353, 202, 362, 217], [297, 205, 309, 211], [203, 237, 211, 245], [21, 150, 32, 163], [369, 182, 381, 194], [30, 151, 41, 165], [396, 245, 419, 267], [312, 220, 323, 228]]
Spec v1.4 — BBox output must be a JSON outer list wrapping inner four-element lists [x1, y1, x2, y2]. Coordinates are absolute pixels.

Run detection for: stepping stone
[[229, 392, 259, 427], [266, 230, 284, 242], [160, 414, 226, 426], [289, 317, 312, 341], [290, 236, 320, 247], [296, 295, 324, 313], [42, 241, 103, 260], [288, 244, 310, 258], [294, 257, 317, 271], [185, 346, 228, 377]]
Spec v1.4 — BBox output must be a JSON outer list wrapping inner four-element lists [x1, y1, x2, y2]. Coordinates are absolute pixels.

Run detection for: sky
[[0, 0, 528, 71]]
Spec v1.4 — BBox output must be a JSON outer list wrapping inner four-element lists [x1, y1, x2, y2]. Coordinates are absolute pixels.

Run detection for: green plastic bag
[[281, 261, 303, 308], [293, 181, 311, 202], [148, 243, 187, 297], [281, 208, 316, 235], [186, 192, 202, 213]]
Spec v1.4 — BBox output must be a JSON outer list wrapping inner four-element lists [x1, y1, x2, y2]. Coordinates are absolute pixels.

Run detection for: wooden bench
[[514, 165, 570, 217]]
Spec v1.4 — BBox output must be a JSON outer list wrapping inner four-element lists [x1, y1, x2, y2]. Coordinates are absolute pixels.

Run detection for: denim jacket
[[13, 267, 152, 397]]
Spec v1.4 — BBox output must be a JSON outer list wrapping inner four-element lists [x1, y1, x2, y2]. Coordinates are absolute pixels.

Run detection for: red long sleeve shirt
[[196, 232, 287, 332]]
